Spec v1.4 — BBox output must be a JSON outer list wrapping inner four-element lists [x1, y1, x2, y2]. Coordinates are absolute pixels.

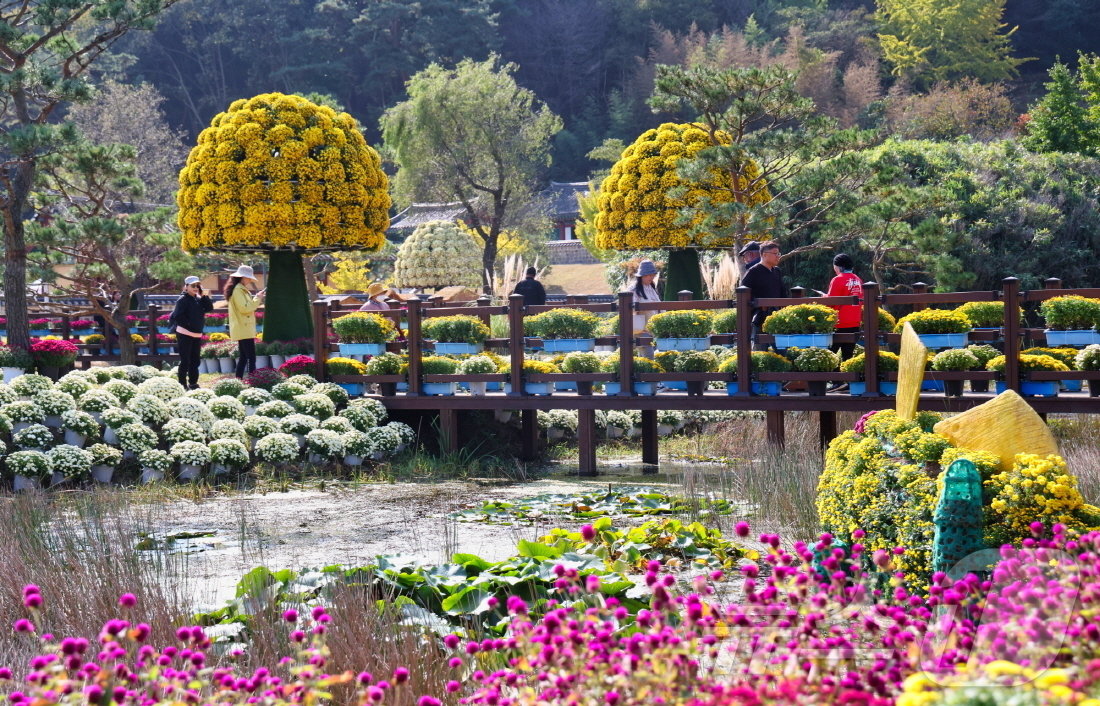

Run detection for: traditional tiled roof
[[542, 182, 589, 221], [387, 202, 468, 233]]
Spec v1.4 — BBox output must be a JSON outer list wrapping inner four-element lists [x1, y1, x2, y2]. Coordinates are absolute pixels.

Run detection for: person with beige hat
[[357, 283, 391, 312], [223, 265, 265, 378]]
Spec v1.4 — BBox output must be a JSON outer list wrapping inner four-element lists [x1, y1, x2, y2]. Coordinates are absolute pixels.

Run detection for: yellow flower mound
[[593, 122, 769, 250], [177, 93, 391, 252]]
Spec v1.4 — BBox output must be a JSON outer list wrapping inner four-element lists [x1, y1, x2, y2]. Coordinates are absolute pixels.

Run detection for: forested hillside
[[114, 0, 1100, 181]]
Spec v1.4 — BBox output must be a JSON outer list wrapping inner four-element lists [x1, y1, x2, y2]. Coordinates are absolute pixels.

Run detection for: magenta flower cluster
[[278, 355, 317, 377]]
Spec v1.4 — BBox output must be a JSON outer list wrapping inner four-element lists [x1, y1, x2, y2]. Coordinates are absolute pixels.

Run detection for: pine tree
[[1023, 59, 1096, 156]]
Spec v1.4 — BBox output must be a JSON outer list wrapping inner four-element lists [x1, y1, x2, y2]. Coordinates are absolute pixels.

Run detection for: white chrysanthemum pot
[[177, 464, 203, 481], [547, 427, 565, 442], [90, 465, 114, 484], [343, 454, 363, 466], [63, 431, 86, 447], [141, 468, 164, 484], [13, 474, 39, 491]]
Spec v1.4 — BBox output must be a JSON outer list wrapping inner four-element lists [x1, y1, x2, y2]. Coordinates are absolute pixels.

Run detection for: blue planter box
[[848, 381, 898, 396], [1062, 379, 1084, 392], [433, 342, 483, 356], [726, 381, 782, 396], [205, 325, 228, 333], [336, 382, 365, 396], [554, 381, 577, 391], [420, 382, 457, 396], [654, 337, 710, 351], [662, 380, 688, 391], [1045, 329, 1100, 346], [996, 381, 1060, 397], [917, 333, 968, 349], [921, 379, 945, 392], [157, 326, 173, 335], [771, 333, 833, 350], [397, 382, 409, 392], [72, 329, 95, 337], [503, 382, 553, 396], [486, 382, 502, 392], [30, 330, 49, 337], [138, 347, 150, 355], [339, 343, 387, 356], [540, 339, 596, 353], [603, 382, 656, 396]]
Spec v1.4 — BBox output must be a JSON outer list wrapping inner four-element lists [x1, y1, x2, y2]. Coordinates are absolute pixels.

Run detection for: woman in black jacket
[[170, 276, 214, 389]]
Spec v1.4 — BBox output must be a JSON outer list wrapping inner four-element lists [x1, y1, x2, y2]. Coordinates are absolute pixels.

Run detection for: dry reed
[[699, 253, 739, 300]]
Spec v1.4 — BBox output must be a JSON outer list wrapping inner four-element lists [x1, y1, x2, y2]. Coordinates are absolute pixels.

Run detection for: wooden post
[[1003, 277, 1020, 393], [641, 409, 658, 469], [61, 314, 71, 343], [406, 299, 422, 396], [819, 410, 837, 450], [429, 295, 443, 309], [790, 286, 805, 299], [861, 282, 880, 397], [912, 283, 928, 311], [508, 294, 525, 396], [440, 409, 459, 453], [521, 409, 538, 460], [735, 286, 752, 396], [578, 409, 597, 476], [312, 300, 329, 380], [1044, 278, 1062, 290], [677, 290, 692, 301], [766, 410, 785, 446], [147, 305, 159, 356], [476, 295, 492, 329], [617, 291, 634, 397]]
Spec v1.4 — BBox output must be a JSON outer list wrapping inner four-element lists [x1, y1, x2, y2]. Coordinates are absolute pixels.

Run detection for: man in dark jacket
[[512, 267, 546, 306], [741, 241, 788, 350], [170, 276, 214, 389]]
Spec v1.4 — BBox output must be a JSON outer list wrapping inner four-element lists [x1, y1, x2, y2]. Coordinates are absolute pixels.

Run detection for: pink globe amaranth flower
[[118, 593, 137, 608], [311, 606, 327, 620], [734, 521, 750, 537], [0, 668, 11, 680], [357, 672, 373, 685], [393, 667, 409, 684], [84, 685, 104, 704], [606, 691, 620, 705], [580, 524, 596, 542], [290, 631, 305, 643], [446, 681, 461, 693], [443, 634, 460, 649], [366, 686, 384, 702], [23, 593, 42, 609], [417, 698, 441, 706], [13, 619, 34, 633]]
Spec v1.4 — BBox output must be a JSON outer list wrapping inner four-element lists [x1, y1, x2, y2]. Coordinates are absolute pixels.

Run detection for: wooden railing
[[309, 277, 1100, 398]]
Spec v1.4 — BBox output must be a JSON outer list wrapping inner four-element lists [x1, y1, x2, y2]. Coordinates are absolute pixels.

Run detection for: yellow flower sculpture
[[177, 93, 391, 252], [593, 122, 769, 250]]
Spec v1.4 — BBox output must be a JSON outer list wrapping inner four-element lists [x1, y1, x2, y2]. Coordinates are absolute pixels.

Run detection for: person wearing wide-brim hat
[[170, 275, 214, 390], [357, 282, 391, 312], [223, 265, 265, 379], [622, 259, 662, 335]]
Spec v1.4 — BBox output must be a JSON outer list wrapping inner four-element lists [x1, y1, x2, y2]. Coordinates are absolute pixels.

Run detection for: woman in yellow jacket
[[224, 265, 266, 378]]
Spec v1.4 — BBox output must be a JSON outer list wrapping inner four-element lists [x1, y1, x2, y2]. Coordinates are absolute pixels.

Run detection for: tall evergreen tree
[[1023, 59, 1096, 157]]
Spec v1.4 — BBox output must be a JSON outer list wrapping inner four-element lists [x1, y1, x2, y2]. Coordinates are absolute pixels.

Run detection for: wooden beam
[[439, 409, 458, 453], [819, 410, 837, 450], [521, 409, 538, 460], [641, 409, 658, 469], [578, 409, 597, 476], [767, 410, 785, 447]]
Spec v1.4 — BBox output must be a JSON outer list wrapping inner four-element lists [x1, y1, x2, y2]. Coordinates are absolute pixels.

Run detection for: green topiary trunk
[[262, 251, 314, 344], [662, 248, 704, 300]]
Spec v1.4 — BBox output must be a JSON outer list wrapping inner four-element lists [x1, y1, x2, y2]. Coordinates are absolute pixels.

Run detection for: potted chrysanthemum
[[1077, 345, 1100, 397], [601, 354, 662, 396], [1040, 295, 1100, 346], [138, 449, 172, 484], [171, 440, 210, 481], [60, 409, 99, 447], [419, 355, 460, 396], [209, 438, 250, 476], [364, 352, 406, 396], [30, 338, 79, 379], [304, 429, 344, 464], [459, 355, 497, 396], [47, 444, 93, 487], [525, 308, 601, 353], [791, 347, 841, 396], [671, 350, 719, 397], [894, 309, 972, 349], [422, 315, 491, 356], [88, 443, 122, 484], [838, 351, 901, 395], [718, 351, 792, 396], [6, 449, 51, 491], [502, 358, 560, 396], [647, 309, 714, 352], [988, 354, 1068, 397], [930, 348, 980, 397], [761, 304, 838, 351], [543, 409, 578, 442], [341, 430, 373, 465], [332, 312, 396, 357], [0, 345, 34, 383], [326, 356, 368, 395], [559, 351, 602, 396]]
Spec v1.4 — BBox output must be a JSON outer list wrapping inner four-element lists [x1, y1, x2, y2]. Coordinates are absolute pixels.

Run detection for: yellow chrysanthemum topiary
[[593, 122, 769, 250], [177, 93, 391, 253]]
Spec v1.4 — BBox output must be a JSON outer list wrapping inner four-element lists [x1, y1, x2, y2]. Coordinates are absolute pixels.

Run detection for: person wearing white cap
[[169, 275, 213, 389], [223, 265, 266, 378]]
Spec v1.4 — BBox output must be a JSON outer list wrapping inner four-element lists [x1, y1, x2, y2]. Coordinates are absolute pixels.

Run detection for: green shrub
[[955, 301, 1011, 328], [595, 314, 619, 337], [364, 352, 405, 376], [711, 310, 737, 334], [560, 351, 602, 374], [421, 315, 490, 344], [332, 312, 396, 344], [931, 348, 980, 371], [717, 351, 793, 375], [525, 308, 600, 339], [793, 347, 840, 372], [672, 350, 719, 373], [647, 309, 713, 339], [839, 351, 902, 373], [419, 356, 459, 375], [966, 344, 1000, 368], [893, 309, 971, 334], [761, 304, 838, 335], [1040, 296, 1100, 330]]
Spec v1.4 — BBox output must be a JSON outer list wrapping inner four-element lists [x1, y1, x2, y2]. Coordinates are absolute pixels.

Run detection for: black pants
[[235, 338, 256, 379], [176, 334, 202, 387], [832, 326, 860, 361]]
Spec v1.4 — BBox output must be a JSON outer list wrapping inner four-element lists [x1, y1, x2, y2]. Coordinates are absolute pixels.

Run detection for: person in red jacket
[[827, 253, 863, 370]]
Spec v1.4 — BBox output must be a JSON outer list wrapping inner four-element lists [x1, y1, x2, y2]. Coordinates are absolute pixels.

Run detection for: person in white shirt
[[625, 259, 661, 334]]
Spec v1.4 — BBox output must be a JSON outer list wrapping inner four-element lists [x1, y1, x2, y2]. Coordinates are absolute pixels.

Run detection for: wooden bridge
[[303, 277, 1100, 475]]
